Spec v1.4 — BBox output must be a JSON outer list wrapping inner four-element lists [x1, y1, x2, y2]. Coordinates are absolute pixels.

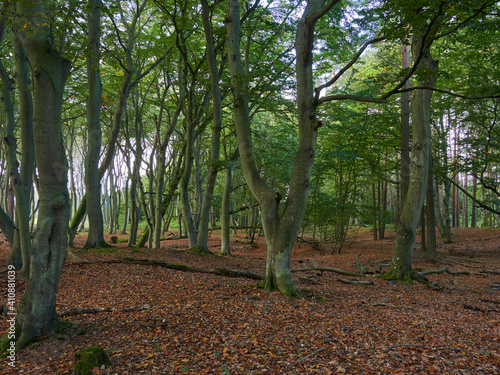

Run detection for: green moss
[[73, 346, 111, 375], [123, 256, 136, 261], [81, 246, 119, 254], [190, 245, 214, 255], [168, 263, 189, 270]]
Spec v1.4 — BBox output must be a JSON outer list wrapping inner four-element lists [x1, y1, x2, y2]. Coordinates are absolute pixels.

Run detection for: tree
[[384, 10, 439, 282], [1, 0, 72, 351], [226, 0, 343, 297], [84, 0, 107, 249], [196, 0, 224, 254]]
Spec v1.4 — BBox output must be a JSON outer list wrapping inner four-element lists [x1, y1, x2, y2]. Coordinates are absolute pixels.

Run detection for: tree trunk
[[385, 25, 438, 283], [180, 118, 197, 248], [0, 35, 32, 276], [1, 0, 71, 351], [400, 42, 411, 211], [226, 0, 330, 297], [372, 182, 378, 240], [84, 0, 107, 249], [220, 163, 233, 256], [462, 174, 468, 227], [197, 0, 223, 253], [425, 143, 437, 255], [471, 174, 477, 227]]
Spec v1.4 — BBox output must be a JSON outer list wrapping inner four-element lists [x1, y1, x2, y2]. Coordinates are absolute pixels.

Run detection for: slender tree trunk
[[439, 119, 453, 242], [1, 0, 71, 351], [0, 28, 33, 276], [420, 207, 426, 252], [425, 141, 437, 255], [372, 182, 378, 240], [220, 164, 233, 256], [385, 25, 438, 283], [400, 42, 411, 211], [121, 177, 129, 234], [84, 0, 107, 249], [197, 0, 223, 253], [180, 118, 197, 247], [463, 174, 468, 227], [471, 174, 477, 227]]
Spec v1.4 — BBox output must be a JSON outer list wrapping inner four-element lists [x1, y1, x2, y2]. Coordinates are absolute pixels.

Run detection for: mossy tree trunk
[[0, 35, 33, 277], [2, 0, 72, 351]]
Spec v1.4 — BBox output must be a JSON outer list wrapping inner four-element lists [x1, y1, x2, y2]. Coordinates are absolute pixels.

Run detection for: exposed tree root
[[463, 303, 499, 313], [383, 266, 428, 284], [420, 267, 469, 276], [293, 260, 360, 277], [59, 304, 150, 317], [72, 258, 265, 280]]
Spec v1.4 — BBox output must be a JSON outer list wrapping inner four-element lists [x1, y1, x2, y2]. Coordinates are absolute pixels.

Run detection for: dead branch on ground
[[419, 267, 469, 276]]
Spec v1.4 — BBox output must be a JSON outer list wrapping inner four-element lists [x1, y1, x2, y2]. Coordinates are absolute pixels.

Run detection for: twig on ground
[[59, 304, 150, 317], [337, 278, 374, 286], [383, 344, 473, 355], [301, 348, 326, 361]]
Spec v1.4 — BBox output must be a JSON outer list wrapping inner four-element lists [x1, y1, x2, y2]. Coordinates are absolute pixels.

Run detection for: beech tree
[[84, 0, 107, 249], [1, 0, 72, 350]]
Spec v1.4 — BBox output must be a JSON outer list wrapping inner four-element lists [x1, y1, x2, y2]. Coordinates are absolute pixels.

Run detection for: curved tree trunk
[[226, 0, 331, 297], [0, 38, 32, 276], [0, 0, 71, 351], [385, 26, 439, 283]]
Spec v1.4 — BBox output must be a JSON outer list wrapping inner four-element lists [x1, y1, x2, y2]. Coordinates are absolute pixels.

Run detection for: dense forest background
[[0, 0, 499, 357]]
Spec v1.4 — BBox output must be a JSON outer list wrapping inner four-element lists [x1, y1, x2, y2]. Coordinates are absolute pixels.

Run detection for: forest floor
[[0, 227, 499, 374]]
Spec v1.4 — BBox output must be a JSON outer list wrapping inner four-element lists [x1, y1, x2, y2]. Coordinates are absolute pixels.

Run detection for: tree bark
[[84, 0, 107, 249], [1, 0, 71, 351], [197, 0, 224, 253], [226, 0, 336, 297], [0, 38, 32, 276], [400, 42, 411, 212], [425, 143, 437, 255], [385, 24, 438, 283]]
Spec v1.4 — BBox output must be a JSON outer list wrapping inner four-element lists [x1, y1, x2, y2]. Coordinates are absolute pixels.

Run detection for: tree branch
[[314, 36, 385, 101], [395, 86, 500, 100], [447, 176, 500, 216]]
